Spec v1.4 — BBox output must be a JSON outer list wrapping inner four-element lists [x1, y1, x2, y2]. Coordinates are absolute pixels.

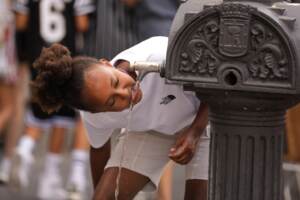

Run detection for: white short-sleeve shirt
[[81, 36, 201, 148]]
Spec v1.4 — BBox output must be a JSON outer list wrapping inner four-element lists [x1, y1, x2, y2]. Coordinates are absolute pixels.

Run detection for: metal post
[[209, 108, 284, 200], [165, 0, 300, 199]]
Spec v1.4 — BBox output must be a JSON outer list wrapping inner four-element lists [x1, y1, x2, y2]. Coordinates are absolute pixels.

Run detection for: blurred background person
[[12, 0, 94, 199], [83, 0, 139, 59], [66, 119, 91, 200], [0, 0, 22, 185], [122, 0, 180, 41]]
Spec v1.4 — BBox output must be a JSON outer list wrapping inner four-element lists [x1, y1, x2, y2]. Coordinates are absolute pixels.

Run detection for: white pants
[[105, 130, 210, 191]]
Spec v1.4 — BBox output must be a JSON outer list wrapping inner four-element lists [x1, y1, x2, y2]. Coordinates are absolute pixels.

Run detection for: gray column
[[209, 109, 284, 200]]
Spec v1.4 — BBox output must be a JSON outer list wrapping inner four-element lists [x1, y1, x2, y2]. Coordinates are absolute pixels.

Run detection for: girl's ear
[[98, 58, 112, 67]]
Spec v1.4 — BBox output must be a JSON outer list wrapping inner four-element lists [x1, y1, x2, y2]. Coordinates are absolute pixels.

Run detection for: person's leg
[[15, 105, 55, 188], [37, 126, 67, 199], [17, 126, 41, 154], [0, 84, 15, 183], [184, 135, 210, 200], [48, 108, 77, 154], [72, 118, 90, 150], [67, 118, 90, 198], [37, 124, 68, 199], [48, 126, 65, 153], [14, 69, 47, 187], [38, 113, 76, 199], [37, 140, 67, 199], [156, 161, 174, 200], [16, 69, 45, 158], [3, 66, 28, 160], [90, 139, 111, 188], [94, 167, 150, 200], [15, 125, 42, 187], [15, 108, 49, 188], [0, 65, 29, 184], [99, 131, 176, 199], [184, 179, 208, 200], [0, 84, 13, 132], [43, 114, 76, 179]]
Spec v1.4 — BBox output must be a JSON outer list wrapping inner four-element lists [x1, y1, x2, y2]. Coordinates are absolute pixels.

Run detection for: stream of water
[[114, 81, 139, 200]]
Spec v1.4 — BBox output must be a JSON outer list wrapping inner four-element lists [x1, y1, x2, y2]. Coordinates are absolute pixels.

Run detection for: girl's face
[[82, 61, 143, 113]]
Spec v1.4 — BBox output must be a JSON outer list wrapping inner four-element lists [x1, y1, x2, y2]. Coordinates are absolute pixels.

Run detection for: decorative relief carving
[[179, 20, 221, 76], [218, 3, 253, 57], [249, 23, 288, 79], [177, 3, 291, 83], [249, 44, 288, 79], [179, 39, 219, 75]]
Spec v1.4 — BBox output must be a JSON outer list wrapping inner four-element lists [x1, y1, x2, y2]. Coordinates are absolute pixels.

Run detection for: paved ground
[[0, 164, 185, 200], [0, 132, 93, 200], [1, 133, 300, 200], [0, 132, 186, 200]]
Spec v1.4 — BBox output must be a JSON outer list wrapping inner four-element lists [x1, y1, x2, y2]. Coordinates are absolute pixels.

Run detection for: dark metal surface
[[166, 2, 299, 95], [224, 0, 282, 4], [165, 0, 300, 199], [209, 108, 284, 200]]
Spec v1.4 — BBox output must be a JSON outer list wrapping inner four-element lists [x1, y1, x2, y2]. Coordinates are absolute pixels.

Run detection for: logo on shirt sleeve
[[160, 95, 176, 105]]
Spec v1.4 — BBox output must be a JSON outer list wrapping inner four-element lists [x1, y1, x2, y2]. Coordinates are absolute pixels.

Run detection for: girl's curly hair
[[31, 43, 98, 113]]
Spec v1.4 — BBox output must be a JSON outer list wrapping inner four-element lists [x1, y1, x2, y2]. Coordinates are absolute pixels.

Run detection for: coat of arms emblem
[[218, 4, 252, 57]]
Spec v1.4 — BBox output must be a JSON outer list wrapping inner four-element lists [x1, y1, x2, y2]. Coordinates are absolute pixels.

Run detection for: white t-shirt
[[81, 36, 201, 148]]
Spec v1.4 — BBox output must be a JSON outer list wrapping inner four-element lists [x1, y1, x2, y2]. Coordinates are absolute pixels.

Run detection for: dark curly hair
[[31, 43, 99, 113]]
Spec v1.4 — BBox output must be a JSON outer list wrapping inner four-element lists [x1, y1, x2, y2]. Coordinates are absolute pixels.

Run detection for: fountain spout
[[129, 61, 165, 81]]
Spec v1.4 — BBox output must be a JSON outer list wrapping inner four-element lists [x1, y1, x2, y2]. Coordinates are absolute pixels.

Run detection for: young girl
[[32, 36, 210, 200]]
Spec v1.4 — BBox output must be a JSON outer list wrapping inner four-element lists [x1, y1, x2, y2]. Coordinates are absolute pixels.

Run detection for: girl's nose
[[115, 87, 130, 100]]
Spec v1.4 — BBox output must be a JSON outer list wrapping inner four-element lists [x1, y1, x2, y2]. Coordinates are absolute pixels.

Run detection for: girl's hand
[[169, 103, 209, 164], [168, 126, 200, 165]]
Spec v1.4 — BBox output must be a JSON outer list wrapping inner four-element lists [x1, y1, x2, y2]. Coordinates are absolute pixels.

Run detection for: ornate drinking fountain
[[164, 0, 300, 199]]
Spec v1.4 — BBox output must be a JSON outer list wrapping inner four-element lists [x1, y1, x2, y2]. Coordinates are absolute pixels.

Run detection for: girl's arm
[[169, 103, 209, 164], [89, 139, 111, 188], [15, 13, 28, 31], [75, 15, 90, 33]]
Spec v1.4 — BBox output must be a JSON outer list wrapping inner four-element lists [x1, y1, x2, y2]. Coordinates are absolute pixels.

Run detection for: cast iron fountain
[[164, 0, 300, 199]]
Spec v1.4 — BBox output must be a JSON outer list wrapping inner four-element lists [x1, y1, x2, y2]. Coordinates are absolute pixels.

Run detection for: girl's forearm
[[89, 139, 111, 188], [191, 103, 209, 136]]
